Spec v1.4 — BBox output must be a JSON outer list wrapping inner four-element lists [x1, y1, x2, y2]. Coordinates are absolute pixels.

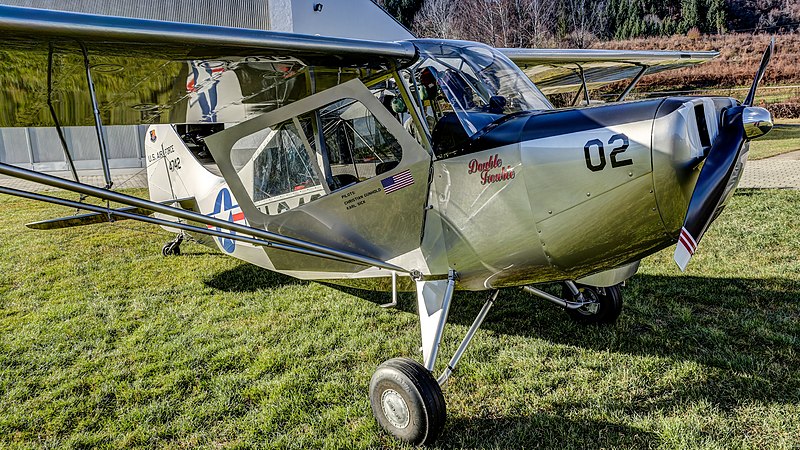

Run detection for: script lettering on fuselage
[[468, 154, 515, 185]]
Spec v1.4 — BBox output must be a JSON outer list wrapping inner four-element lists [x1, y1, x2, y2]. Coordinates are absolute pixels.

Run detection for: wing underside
[[0, 5, 417, 128], [500, 48, 718, 95]]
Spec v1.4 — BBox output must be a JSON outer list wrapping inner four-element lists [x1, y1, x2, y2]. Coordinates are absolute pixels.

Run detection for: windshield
[[412, 40, 552, 136]]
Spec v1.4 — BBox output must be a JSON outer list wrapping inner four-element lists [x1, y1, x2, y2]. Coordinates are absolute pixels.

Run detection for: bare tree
[[521, 0, 556, 47], [566, 0, 605, 48], [412, 0, 458, 38]]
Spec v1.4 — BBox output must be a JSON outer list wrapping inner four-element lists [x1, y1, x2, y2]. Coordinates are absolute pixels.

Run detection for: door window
[[316, 98, 403, 190], [230, 117, 323, 210]]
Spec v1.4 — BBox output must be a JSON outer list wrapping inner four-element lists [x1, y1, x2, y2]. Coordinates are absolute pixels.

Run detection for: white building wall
[[289, 0, 413, 40], [0, 0, 272, 30]]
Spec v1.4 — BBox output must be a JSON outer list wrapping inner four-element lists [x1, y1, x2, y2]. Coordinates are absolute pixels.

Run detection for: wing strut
[[81, 44, 113, 189], [616, 65, 648, 102], [571, 64, 590, 106], [47, 44, 80, 186], [0, 161, 408, 273], [0, 185, 369, 267]]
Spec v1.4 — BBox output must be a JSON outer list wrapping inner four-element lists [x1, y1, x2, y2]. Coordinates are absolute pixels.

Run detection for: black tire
[[562, 283, 623, 325], [161, 241, 180, 257], [369, 357, 446, 446]]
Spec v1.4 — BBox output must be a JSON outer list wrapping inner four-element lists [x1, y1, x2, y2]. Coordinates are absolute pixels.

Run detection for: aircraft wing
[[0, 5, 417, 127], [500, 48, 718, 95]]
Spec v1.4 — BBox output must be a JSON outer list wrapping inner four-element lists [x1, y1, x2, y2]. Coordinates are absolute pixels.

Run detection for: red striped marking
[[679, 228, 697, 254], [678, 234, 695, 255], [206, 211, 245, 229]]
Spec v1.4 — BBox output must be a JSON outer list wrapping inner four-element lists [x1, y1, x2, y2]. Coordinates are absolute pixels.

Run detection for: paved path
[[739, 150, 800, 189], [0, 151, 798, 194], [0, 168, 148, 193]]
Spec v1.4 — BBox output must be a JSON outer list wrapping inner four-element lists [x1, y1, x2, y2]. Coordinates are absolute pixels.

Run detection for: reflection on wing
[[0, 5, 417, 127], [500, 48, 718, 95]]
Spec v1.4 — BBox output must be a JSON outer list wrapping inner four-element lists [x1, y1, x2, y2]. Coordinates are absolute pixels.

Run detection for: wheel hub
[[381, 389, 410, 429], [576, 289, 600, 315]]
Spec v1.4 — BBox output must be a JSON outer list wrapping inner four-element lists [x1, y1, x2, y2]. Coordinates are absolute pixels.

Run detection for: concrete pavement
[[739, 150, 800, 189], [0, 168, 148, 193]]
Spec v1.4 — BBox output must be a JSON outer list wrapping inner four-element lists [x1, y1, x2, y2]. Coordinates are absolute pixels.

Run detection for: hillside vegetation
[[593, 33, 800, 116], [379, 1, 800, 116], [379, 0, 799, 47]]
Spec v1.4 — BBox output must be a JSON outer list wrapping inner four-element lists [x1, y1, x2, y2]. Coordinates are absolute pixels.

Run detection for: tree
[[374, 0, 424, 29], [564, 0, 606, 47], [412, 0, 458, 38]]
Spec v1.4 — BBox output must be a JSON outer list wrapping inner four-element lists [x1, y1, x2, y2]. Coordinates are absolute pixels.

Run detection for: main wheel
[[369, 357, 446, 445], [562, 283, 623, 325]]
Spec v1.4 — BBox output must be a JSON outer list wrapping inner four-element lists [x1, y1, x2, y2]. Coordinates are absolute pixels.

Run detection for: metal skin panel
[[428, 143, 548, 290], [423, 96, 735, 290], [522, 116, 664, 274], [651, 97, 738, 235], [205, 78, 433, 275], [536, 174, 665, 274], [576, 261, 640, 287], [521, 118, 654, 223]]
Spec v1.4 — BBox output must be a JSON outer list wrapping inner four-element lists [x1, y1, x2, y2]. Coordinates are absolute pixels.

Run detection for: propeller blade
[[674, 107, 746, 271], [743, 37, 775, 107], [675, 38, 776, 271]]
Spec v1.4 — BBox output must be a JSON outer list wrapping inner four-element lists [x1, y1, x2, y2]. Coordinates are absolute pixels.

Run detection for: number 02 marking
[[584, 134, 632, 172]]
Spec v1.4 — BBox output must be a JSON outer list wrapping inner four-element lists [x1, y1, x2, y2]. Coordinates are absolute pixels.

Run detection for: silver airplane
[[0, 5, 775, 445]]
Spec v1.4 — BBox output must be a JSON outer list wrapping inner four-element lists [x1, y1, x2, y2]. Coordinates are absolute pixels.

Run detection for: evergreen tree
[[705, 0, 726, 33], [680, 0, 699, 32], [378, 0, 424, 29]]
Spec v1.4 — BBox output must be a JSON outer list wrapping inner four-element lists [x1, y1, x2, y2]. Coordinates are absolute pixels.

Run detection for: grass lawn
[[749, 120, 800, 160], [1, 189, 799, 449]]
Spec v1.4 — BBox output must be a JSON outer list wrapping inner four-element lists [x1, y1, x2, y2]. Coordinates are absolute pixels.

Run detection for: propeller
[[673, 38, 775, 271], [743, 37, 775, 107]]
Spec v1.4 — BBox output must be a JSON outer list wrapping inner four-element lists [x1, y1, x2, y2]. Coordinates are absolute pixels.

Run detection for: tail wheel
[[562, 283, 623, 325], [161, 241, 181, 256], [369, 357, 446, 445]]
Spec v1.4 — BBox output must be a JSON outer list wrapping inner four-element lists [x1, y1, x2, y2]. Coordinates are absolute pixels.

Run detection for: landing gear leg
[[370, 271, 499, 445], [161, 233, 183, 257], [521, 281, 624, 325], [562, 282, 623, 325]]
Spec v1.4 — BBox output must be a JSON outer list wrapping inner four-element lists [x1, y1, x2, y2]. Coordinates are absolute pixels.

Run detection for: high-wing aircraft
[[0, 4, 776, 445]]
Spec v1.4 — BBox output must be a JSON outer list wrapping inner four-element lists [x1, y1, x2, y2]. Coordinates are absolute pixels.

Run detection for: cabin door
[[205, 78, 432, 274]]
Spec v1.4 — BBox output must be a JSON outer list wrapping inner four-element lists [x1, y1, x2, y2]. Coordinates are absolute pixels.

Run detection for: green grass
[[749, 121, 800, 160], [1, 189, 799, 449]]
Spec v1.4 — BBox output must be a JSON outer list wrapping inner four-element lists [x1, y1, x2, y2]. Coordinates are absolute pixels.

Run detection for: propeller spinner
[[674, 38, 775, 271]]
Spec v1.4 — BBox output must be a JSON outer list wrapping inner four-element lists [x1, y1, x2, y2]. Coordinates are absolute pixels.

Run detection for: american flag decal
[[381, 169, 414, 194]]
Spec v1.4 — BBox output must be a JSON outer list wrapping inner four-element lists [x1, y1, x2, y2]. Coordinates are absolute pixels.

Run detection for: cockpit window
[[412, 40, 552, 138]]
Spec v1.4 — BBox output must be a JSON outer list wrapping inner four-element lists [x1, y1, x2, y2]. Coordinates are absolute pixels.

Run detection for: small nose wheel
[[161, 234, 183, 257], [369, 358, 446, 445]]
